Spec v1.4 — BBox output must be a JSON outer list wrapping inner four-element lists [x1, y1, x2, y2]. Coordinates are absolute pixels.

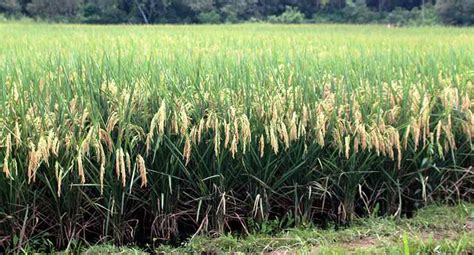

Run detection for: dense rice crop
[[0, 24, 473, 250]]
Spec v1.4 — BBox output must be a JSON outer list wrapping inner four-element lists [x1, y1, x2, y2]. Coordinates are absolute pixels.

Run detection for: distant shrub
[[268, 6, 305, 24], [436, 0, 474, 25], [26, 0, 82, 22], [386, 5, 438, 26], [0, 0, 21, 16], [224, 12, 239, 24], [197, 10, 221, 24], [81, 3, 127, 24], [342, 0, 379, 23]]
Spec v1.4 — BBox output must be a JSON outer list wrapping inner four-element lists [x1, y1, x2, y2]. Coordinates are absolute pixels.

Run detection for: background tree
[[26, 0, 82, 20], [436, 0, 474, 25], [0, 0, 21, 16], [81, 0, 127, 23], [0, 0, 471, 25]]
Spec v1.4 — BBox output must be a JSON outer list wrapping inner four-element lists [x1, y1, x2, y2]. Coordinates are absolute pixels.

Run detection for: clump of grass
[[0, 23, 473, 251], [155, 203, 474, 254]]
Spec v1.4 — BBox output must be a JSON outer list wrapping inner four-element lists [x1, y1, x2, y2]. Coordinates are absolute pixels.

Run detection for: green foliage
[[268, 6, 305, 23], [0, 0, 20, 15], [155, 203, 474, 254], [0, 24, 473, 252], [197, 10, 221, 23], [26, 0, 82, 21], [387, 5, 439, 26], [341, 0, 379, 23], [436, 0, 474, 25], [0, 0, 467, 25]]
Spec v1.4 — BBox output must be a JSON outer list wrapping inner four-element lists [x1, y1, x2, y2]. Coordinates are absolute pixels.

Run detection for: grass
[[46, 203, 474, 254], [156, 203, 474, 254], [0, 23, 473, 251]]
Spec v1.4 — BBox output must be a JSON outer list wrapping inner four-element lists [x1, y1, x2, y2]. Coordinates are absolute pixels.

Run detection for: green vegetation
[[154, 203, 474, 254], [0, 24, 473, 252], [0, 0, 473, 25], [17, 203, 474, 253]]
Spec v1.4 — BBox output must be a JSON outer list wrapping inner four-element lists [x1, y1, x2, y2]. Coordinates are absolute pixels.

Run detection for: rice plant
[[0, 24, 473, 251]]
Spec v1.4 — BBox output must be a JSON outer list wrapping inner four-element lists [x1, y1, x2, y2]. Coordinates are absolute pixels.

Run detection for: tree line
[[0, 0, 473, 25]]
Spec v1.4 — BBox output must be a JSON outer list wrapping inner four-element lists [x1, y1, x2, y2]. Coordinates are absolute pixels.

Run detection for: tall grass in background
[[0, 24, 473, 251]]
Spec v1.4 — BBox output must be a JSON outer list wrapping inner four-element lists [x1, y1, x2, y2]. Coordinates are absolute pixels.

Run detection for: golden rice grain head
[[106, 112, 119, 133], [240, 116, 251, 154], [298, 118, 307, 138], [333, 124, 343, 150], [77, 148, 85, 184], [145, 134, 152, 156], [180, 108, 189, 135], [99, 128, 113, 152], [27, 143, 38, 183], [80, 110, 90, 132], [99, 145, 106, 195], [115, 148, 120, 179], [371, 129, 380, 156], [269, 125, 279, 154], [50, 134, 59, 156], [241, 115, 251, 144], [190, 126, 197, 144], [344, 136, 350, 159], [411, 120, 420, 150], [64, 133, 72, 150], [137, 154, 147, 188], [2, 158, 10, 178], [316, 112, 327, 134], [470, 111, 474, 137], [82, 128, 93, 156], [214, 119, 221, 155], [461, 94, 470, 112], [69, 97, 78, 115], [14, 121, 20, 147], [183, 136, 192, 165], [197, 118, 204, 143], [279, 121, 289, 149], [224, 120, 230, 149], [353, 136, 359, 154], [126, 152, 131, 175], [422, 115, 430, 147], [288, 71, 293, 86], [302, 105, 309, 126], [443, 138, 449, 153], [119, 149, 126, 187], [233, 118, 239, 139], [206, 112, 214, 130], [47, 130, 55, 153], [360, 125, 367, 151], [271, 104, 278, 122], [465, 110, 474, 139], [12, 82, 19, 102], [435, 121, 442, 144], [38, 136, 49, 164], [5, 133, 11, 158], [148, 112, 159, 142], [289, 113, 298, 142], [158, 101, 167, 135], [55, 162, 63, 197], [317, 130, 325, 147], [230, 135, 238, 159], [379, 132, 387, 156], [259, 135, 265, 158]]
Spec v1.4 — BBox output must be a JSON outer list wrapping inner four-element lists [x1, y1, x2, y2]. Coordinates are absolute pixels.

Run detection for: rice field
[[0, 23, 473, 250]]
